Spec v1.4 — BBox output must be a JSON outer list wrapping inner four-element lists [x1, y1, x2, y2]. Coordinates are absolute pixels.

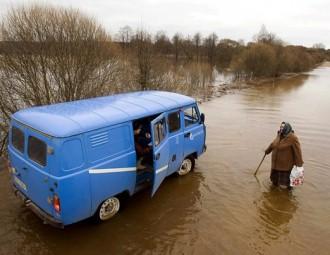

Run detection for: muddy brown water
[[1, 64, 330, 255]]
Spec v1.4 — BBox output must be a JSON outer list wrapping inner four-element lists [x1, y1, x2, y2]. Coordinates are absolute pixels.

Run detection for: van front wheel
[[98, 197, 120, 221], [178, 157, 195, 176]]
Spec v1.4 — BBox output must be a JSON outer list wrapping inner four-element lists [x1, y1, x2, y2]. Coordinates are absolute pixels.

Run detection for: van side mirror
[[200, 113, 205, 124]]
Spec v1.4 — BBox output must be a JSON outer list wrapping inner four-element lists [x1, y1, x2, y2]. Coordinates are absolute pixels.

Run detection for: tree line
[[0, 5, 329, 156], [115, 24, 329, 79]]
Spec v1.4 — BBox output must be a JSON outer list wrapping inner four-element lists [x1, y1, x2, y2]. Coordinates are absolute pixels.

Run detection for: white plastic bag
[[290, 165, 304, 187]]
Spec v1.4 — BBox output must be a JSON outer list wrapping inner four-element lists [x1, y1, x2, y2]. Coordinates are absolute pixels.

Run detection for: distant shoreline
[[198, 61, 330, 103]]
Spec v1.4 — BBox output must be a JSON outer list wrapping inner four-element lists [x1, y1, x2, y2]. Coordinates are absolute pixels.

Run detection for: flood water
[[1, 63, 330, 255]]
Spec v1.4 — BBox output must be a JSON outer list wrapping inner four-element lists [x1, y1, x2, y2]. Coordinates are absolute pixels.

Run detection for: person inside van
[[134, 122, 152, 170]]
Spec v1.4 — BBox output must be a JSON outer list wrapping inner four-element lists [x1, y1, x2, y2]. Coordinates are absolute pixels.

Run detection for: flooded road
[[1, 63, 330, 254]]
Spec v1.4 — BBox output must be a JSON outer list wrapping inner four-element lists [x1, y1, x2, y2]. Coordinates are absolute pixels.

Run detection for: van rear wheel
[[178, 157, 195, 176], [97, 197, 120, 221]]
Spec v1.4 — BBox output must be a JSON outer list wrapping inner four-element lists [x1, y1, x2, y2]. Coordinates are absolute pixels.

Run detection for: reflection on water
[[1, 63, 330, 254], [255, 187, 298, 242]]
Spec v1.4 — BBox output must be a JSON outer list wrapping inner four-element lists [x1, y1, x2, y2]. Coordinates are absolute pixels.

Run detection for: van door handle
[[184, 132, 191, 138], [172, 154, 176, 162], [22, 167, 27, 171], [155, 153, 160, 160]]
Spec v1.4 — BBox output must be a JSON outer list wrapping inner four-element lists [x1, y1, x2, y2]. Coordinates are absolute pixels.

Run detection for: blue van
[[8, 91, 206, 227]]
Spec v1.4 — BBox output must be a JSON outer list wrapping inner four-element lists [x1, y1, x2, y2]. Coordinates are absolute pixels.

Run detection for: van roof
[[12, 91, 196, 137]]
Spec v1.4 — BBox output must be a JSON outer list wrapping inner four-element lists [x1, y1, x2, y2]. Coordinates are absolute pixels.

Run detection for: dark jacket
[[265, 132, 303, 171]]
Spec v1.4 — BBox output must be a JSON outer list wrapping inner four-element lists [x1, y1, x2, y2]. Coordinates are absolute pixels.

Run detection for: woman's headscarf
[[280, 122, 293, 137]]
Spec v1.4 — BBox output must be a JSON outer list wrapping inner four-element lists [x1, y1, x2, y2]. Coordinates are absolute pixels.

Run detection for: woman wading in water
[[265, 122, 304, 189]]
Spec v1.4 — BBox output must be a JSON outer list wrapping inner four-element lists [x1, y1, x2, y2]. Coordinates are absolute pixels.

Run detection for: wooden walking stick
[[254, 153, 267, 176]]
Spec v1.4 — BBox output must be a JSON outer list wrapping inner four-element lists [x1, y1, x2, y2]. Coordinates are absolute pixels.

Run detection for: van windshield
[[28, 136, 47, 167], [184, 106, 199, 127]]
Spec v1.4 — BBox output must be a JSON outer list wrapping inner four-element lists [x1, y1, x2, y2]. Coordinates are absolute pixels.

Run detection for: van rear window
[[12, 127, 24, 153], [28, 136, 47, 167]]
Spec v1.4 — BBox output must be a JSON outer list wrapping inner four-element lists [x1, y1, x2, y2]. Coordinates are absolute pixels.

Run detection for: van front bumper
[[13, 186, 64, 229]]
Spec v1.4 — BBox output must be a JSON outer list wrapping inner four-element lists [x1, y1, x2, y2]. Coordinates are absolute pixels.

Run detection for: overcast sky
[[1, 0, 329, 48]]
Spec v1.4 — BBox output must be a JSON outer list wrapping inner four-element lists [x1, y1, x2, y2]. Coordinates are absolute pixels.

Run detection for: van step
[[134, 180, 151, 193], [136, 169, 152, 186]]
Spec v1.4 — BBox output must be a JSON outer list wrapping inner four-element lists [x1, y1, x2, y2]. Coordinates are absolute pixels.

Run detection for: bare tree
[[154, 30, 171, 55], [239, 43, 277, 77], [216, 38, 243, 68], [193, 32, 202, 62], [0, 5, 120, 156], [181, 36, 194, 61], [203, 33, 218, 65], [312, 43, 326, 50], [253, 24, 282, 45], [116, 25, 133, 47], [131, 29, 153, 89], [172, 33, 182, 64]]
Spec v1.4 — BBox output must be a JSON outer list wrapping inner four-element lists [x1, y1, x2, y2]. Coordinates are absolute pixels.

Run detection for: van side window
[[62, 139, 84, 171], [28, 136, 47, 167], [184, 106, 199, 127], [12, 127, 24, 153], [153, 117, 166, 146], [168, 111, 181, 133]]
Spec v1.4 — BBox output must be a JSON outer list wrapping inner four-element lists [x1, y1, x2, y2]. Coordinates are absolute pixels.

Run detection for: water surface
[[1, 64, 330, 254]]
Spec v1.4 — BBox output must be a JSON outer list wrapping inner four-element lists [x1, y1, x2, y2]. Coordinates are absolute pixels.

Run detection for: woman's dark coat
[[265, 132, 303, 171]]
